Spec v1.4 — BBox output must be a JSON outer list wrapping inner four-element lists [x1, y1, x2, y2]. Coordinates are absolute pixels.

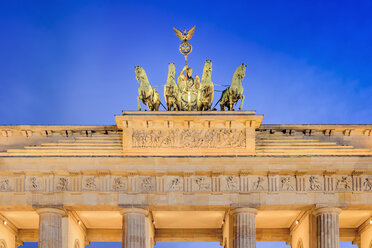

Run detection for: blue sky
[[1, 1, 371, 247], [0, 0, 372, 125]]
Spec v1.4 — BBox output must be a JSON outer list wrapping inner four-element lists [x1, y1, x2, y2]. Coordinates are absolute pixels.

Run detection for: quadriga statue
[[135, 65, 161, 111], [218, 63, 246, 111], [164, 62, 181, 111], [197, 60, 214, 111]]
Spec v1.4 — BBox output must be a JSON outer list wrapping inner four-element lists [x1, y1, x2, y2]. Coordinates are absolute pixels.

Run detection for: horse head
[[202, 59, 212, 82], [134, 65, 148, 84], [235, 63, 247, 80], [167, 62, 176, 79], [203, 59, 212, 73]]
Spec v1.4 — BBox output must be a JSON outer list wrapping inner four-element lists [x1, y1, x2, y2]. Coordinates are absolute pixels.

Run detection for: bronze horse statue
[[218, 63, 246, 111], [135, 65, 160, 111]]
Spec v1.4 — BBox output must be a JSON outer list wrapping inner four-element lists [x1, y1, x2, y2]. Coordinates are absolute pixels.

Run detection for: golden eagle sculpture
[[173, 26, 196, 65], [173, 26, 196, 42]]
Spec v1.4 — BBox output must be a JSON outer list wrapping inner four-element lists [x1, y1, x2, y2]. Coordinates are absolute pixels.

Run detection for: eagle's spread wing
[[187, 26, 195, 40], [173, 27, 184, 41]]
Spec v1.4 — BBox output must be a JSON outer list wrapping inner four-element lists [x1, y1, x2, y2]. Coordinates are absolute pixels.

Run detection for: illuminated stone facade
[[0, 111, 371, 248]]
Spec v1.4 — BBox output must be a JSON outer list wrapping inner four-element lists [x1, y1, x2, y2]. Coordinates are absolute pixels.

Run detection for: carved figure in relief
[[169, 177, 182, 191], [113, 177, 127, 191], [336, 176, 352, 190], [141, 177, 153, 192], [217, 63, 246, 111], [309, 176, 321, 191], [132, 128, 246, 149], [197, 60, 214, 111], [0, 178, 9, 191], [253, 177, 264, 190], [226, 176, 238, 190], [30, 177, 41, 190], [280, 177, 294, 191], [164, 62, 181, 111], [56, 178, 68, 191], [195, 177, 210, 191], [135, 65, 161, 111], [363, 176, 372, 191], [0, 179, 9, 191], [84, 177, 96, 190]]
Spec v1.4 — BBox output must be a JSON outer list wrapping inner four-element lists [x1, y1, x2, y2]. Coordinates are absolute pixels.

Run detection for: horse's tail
[[213, 87, 229, 109], [160, 101, 167, 110], [212, 98, 221, 110]]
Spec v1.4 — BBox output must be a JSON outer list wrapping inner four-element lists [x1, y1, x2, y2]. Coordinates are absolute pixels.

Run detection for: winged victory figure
[[173, 26, 196, 42]]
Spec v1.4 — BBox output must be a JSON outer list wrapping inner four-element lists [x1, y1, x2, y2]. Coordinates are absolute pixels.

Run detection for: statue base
[[115, 111, 263, 156]]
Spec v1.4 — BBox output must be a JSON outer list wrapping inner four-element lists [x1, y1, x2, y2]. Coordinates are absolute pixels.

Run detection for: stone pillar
[[313, 207, 342, 248], [36, 208, 65, 248], [231, 208, 258, 248], [120, 208, 149, 248]]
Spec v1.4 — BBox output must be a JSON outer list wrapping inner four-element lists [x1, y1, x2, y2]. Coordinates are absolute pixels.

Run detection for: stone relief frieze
[[193, 176, 211, 192], [224, 175, 239, 191], [0, 177, 11, 192], [0, 174, 370, 194], [308, 176, 323, 191], [26, 176, 43, 192], [363, 176, 372, 191], [82, 176, 97, 191], [335, 176, 352, 191], [250, 176, 268, 191], [55, 177, 69, 191], [279, 176, 295, 191], [132, 128, 246, 148], [112, 176, 128, 191], [167, 176, 183, 192], [139, 176, 155, 192]]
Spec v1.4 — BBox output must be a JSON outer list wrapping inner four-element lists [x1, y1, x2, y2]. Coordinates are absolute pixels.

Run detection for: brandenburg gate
[[0, 27, 371, 248], [0, 111, 371, 248]]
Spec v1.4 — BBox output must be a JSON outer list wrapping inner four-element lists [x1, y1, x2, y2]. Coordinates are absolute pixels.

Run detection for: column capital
[[231, 207, 258, 215], [120, 207, 148, 216], [36, 208, 66, 216], [313, 207, 342, 216]]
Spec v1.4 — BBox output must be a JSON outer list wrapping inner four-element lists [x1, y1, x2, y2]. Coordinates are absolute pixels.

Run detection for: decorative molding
[[132, 128, 246, 148], [0, 173, 370, 194]]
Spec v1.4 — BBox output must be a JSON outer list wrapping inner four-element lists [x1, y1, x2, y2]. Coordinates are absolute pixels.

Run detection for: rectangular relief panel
[[115, 111, 263, 156]]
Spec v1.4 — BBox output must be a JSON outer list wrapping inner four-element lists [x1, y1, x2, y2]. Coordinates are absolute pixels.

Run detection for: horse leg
[[229, 93, 233, 111], [239, 95, 245, 110], [167, 97, 171, 111], [176, 98, 181, 111], [220, 101, 224, 111], [170, 99, 174, 111], [154, 100, 160, 111], [208, 91, 214, 110], [154, 92, 160, 111], [137, 96, 142, 111]]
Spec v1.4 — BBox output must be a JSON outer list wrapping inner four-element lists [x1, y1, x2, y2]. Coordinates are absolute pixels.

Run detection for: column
[[313, 207, 342, 248], [36, 208, 65, 248], [121, 208, 149, 248], [231, 208, 258, 248]]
